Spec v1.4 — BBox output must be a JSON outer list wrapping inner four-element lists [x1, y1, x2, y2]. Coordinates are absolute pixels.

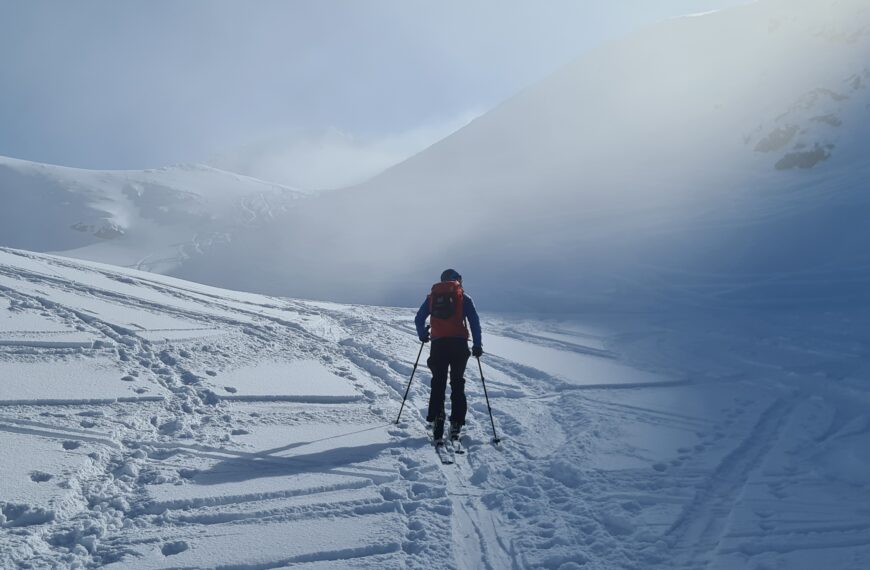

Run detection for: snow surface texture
[[1, 247, 868, 569]]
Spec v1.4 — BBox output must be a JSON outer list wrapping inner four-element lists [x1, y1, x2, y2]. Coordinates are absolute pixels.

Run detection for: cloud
[[209, 112, 481, 191], [207, 112, 481, 191]]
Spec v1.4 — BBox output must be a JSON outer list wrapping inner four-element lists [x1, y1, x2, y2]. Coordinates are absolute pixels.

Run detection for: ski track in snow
[[1, 247, 869, 569], [665, 397, 796, 567]]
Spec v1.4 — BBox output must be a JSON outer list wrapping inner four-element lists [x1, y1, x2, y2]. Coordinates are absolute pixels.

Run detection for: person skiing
[[415, 268, 483, 443]]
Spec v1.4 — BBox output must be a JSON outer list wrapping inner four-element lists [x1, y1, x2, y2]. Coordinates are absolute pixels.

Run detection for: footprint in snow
[[161, 541, 189, 556], [224, 386, 238, 393], [62, 441, 81, 450], [30, 471, 53, 483]]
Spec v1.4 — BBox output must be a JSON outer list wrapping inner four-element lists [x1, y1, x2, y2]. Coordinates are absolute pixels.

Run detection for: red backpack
[[429, 281, 468, 339]]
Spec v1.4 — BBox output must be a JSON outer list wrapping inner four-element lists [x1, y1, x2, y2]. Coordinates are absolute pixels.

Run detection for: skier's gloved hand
[[419, 332, 430, 343], [472, 345, 483, 358]]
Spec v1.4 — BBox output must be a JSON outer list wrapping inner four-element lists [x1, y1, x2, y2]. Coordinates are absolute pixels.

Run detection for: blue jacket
[[415, 293, 482, 348]]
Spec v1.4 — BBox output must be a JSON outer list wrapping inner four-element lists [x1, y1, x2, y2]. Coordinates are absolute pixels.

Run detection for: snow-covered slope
[[0, 156, 303, 274], [2, 247, 869, 569], [180, 0, 870, 310], [3, 1, 866, 312]]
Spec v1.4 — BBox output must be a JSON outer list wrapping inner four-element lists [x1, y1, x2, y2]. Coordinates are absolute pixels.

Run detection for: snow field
[[0, 359, 168, 405], [1, 248, 869, 569]]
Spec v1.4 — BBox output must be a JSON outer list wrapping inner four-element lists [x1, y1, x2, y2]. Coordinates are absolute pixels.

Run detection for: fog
[[2, 0, 867, 313], [173, 0, 870, 312], [206, 114, 480, 191], [2, 0, 749, 188]]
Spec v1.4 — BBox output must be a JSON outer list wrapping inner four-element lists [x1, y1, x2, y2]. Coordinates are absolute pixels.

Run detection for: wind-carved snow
[[0, 247, 868, 569]]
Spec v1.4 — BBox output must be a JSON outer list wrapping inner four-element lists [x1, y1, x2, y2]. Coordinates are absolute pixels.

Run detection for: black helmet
[[440, 268, 462, 283]]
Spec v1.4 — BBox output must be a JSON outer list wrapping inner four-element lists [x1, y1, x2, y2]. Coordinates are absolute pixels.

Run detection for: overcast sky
[[0, 0, 751, 186]]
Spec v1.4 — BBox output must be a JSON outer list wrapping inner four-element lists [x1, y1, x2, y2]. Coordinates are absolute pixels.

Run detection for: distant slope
[[0, 156, 303, 274], [2, 0, 868, 312], [181, 0, 870, 310]]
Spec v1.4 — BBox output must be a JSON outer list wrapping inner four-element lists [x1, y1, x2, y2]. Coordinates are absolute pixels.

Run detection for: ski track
[[1, 248, 868, 569], [665, 397, 796, 568]]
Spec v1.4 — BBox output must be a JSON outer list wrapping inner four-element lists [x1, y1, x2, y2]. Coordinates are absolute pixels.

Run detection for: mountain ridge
[[176, 0, 870, 310], [0, 155, 305, 274]]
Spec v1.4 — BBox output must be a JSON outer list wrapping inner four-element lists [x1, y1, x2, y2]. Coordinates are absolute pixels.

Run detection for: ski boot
[[449, 421, 462, 441], [433, 413, 446, 443]]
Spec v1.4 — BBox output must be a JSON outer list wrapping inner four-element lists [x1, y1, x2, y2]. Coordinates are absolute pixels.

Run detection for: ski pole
[[476, 356, 501, 444], [395, 340, 426, 424]]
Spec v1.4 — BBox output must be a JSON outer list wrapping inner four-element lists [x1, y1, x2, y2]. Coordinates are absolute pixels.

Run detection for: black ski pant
[[426, 338, 470, 425]]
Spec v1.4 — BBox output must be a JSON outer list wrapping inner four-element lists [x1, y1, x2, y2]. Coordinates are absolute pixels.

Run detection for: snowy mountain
[[2, 247, 868, 568], [0, 156, 304, 274], [2, 0, 867, 312], [177, 0, 870, 310]]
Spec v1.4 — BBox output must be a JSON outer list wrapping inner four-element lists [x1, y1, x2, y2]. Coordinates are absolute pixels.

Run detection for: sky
[[0, 0, 751, 188]]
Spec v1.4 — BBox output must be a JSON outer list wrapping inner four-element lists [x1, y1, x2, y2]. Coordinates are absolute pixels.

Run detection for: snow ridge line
[[0, 263, 320, 347], [211, 541, 403, 570], [665, 396, 795, 566], [166, 495, 393, 526], [137, 479, 376, 515], [720, 527, 870, 557], [0, 422, 122, 450], [0, 397, 165, 407], [498, 328, 617, 359]]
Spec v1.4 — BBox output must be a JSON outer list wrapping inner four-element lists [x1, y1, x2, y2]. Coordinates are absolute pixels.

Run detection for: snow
[[484, 333, 671, 389], [0, 431, 92, 526], [144, 421, 393, 511], [0, 156, 304, 276], [131, 0, 869, 313], [106, 515, 405, 569], [134, 328, 225, 344], [1, 2, 868, 315], [1, 1, 869, 568], [215, 360, 362, 402], [0, 300, 98, 348], [0, 359, 166, 405], [0, 247, 867, 569]]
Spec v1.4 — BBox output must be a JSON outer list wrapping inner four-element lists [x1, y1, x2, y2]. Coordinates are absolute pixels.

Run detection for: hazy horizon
[[1, 0, 751, 189]]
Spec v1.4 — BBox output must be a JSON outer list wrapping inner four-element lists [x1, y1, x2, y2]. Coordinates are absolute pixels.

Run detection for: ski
[[429, 416, 458, 464], [448, 436, 465, 455], [434, 440, 454, 465]]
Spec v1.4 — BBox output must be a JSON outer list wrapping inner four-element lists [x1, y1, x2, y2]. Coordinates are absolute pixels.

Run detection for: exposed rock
[[755, 125, 799, 152], [775, 144, 834, 170]]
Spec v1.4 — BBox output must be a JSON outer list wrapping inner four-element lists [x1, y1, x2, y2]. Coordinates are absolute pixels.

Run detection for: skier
[[415, 269, 483, 443]]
